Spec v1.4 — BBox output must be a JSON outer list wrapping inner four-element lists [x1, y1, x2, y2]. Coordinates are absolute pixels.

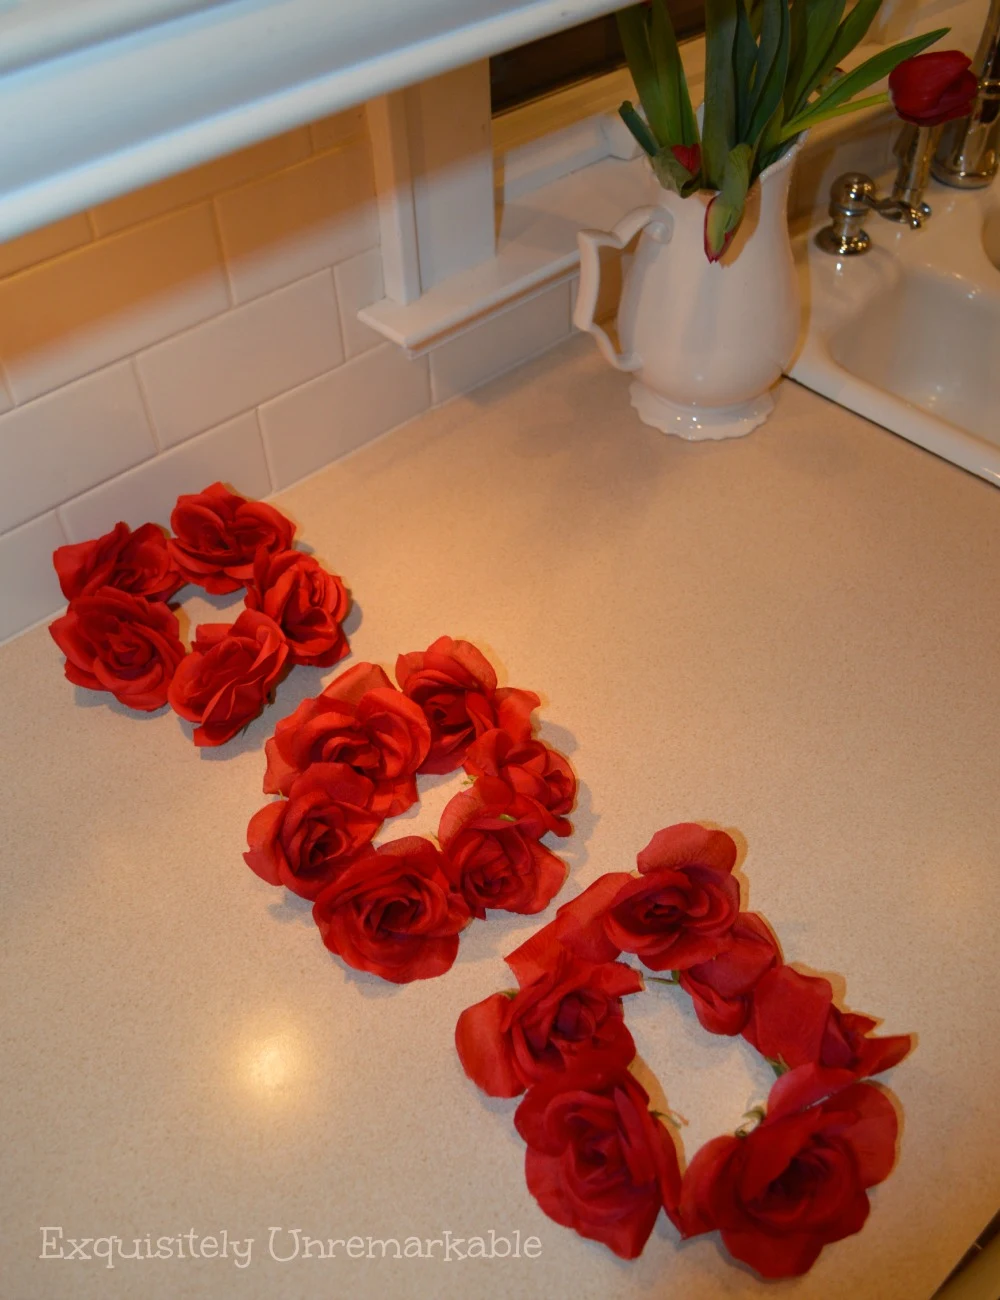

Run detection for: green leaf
[[704, 142, 753, 258], [650, 0, 700, 145], [652, 146, 701, 196], [779, 90, 888, 137], [787, 0, 847, 116], [750, 0, 782, 121], [618, 99, 659, 157], [785, 0, 809, 118], [616, 6, 671, 148], [733, 0, 758, 139], [782, 26, 949, 135], [755, 134, 797, 171], [807, 0, 884, 107], [746, 0, 791, 146], [703, 0, 739, 188]]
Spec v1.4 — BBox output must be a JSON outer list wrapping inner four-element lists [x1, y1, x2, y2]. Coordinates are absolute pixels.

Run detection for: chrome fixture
[[933, 0, 1000, 188], [816, 172, 926, 256], [891, 122, 943, 213]]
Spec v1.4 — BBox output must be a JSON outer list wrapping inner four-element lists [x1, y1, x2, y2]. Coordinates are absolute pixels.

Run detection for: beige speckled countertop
[[2, 336, 999, 1300]]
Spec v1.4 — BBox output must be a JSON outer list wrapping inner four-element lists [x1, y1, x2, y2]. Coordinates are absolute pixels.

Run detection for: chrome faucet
[[933, 0, 1000, 187], [816, 172, 927, 255]]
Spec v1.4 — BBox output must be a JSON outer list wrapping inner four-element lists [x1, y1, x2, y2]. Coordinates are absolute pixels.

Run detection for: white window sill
[[359, 150, 649, 356]]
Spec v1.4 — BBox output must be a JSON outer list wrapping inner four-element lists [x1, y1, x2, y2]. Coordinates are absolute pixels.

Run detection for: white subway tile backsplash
[[333, 249, 385, 359], [0, 205, 230, 404], [60, 411, 271, 541], [215, 145, 379, 303], [0, 213, 93, 280], [0, 363, 156, 533], [91, 130, 313, 236], [309, 108, 367, 153], [429, 281, 572, 404], [0, 107, 582, 644], [136, 273, 345, 448], [0, 511, 67, 644], [259, 344, 430, 490]]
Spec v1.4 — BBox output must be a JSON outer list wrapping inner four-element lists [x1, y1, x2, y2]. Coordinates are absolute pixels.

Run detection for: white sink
[[789, 179, 1000, 487]]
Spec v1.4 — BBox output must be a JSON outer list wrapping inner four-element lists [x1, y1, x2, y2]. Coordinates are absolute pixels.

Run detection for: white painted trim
[[0, 0, 233, 73], [0, 0, 640, 243], [366, 95, 422, 305], [359, 153, 651, 354], [404, 62, 497, 291]]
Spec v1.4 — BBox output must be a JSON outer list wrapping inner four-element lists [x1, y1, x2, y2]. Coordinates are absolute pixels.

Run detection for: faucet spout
[[932, 0, 1000, 187]]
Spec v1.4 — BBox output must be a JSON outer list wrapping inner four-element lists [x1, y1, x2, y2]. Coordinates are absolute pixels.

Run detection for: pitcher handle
[[573, 205, 660, 373]]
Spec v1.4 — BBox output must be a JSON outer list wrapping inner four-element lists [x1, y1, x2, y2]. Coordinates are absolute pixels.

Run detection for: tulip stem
[[646, 973, 681, 985], [780, 92, 889, 140]]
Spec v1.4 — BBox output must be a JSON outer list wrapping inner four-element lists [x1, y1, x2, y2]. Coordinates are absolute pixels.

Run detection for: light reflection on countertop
[[238, 1029, 304, 1102]]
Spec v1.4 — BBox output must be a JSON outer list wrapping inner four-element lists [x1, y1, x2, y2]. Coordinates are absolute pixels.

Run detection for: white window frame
[[359, 47, 705, 356]]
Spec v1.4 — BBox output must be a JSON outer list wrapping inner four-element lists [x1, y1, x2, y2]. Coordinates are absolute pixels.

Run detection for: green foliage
[[702, 0, 738, 187], [704, 142, 753, 256], [651, 0, 699, 144], [781, 25, 949, 136], [613, 0, 950, 255], [652, 144, 702, 195]]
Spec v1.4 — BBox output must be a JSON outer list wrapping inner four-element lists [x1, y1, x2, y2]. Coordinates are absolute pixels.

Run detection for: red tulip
[[672, 142, 701, 176], [889, 51, 979, 127]]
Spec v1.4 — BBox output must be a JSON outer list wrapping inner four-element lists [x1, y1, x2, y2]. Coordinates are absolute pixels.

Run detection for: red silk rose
[[49, 587, 185, 710], [245, 548, 350, 668], [545, 824, 740, 971], [439, 776, 567, 918], [168, 608, 289, 746], [463, 728, 576, 836], [679, 1065, 900, 1278], [396, 635, 539, 773], [455, 942, 642, 1097], [679, 912, 781, 1035], [53, 521, 182, 603], [244, 763, 380, 900], [537, 870, 635, 964], [168, 481, 295, 593], [312, 836, 470, 983], [515, 1063, 682, 1259], [461, 822, 913, 1271], [889, 51, 979, 127], [744, 964, 913, 1078], [263, 663, 431, 817]]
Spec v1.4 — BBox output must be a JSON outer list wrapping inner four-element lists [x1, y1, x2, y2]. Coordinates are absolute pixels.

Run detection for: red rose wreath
[[48, 483, 350, 744], [244, 637, 577, 984], [456, 822, 912, 1279]]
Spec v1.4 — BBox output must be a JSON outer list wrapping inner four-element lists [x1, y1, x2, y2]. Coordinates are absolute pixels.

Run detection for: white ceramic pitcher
[[573, 137, 803, 439]]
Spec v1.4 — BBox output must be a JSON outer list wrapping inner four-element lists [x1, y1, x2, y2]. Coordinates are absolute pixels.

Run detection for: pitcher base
[[629, 381, 775, 440]]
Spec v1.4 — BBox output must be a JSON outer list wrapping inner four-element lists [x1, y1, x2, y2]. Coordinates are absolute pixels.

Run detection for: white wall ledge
[[359, 154, 651, 355]]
